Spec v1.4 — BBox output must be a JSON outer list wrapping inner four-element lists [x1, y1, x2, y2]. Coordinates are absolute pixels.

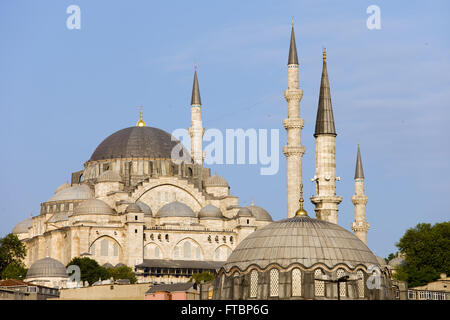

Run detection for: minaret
[[283, 20, 306, 218], [310, 49, 342, 224], [188, 65, 204, 165], [351, 144, 369, 244]]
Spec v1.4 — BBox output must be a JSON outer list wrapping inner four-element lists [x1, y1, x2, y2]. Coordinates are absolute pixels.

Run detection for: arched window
[[101, 239, 109, 256], [292, 268, 302, 297], [113, 243, 118, 257], [314, 269, 325, 297], [250, 270, 258, 298], [337, 269, 346, 297], [173, 246, 180, 259], [269, 269, 279, 297], [183, 241, 191, 259], [357, 270, 364, 298], [90, 243, 96, 256], [155, 246, 160, 258]]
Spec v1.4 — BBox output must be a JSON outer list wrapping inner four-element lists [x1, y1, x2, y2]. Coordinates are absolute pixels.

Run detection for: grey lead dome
[[157, 201, 196, 218], [89, 126, 185, 161], [223, 215, 379, 272], [26, 257, 68, 279]]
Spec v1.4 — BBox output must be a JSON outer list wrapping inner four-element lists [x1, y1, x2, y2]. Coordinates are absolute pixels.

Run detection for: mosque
[[12, 21, 394, 299]]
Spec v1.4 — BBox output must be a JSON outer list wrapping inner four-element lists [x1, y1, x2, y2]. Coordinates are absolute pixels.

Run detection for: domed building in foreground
[[24, 257, 68, 289], [12, 71, 273, 285], [213, 22, 393, 300]]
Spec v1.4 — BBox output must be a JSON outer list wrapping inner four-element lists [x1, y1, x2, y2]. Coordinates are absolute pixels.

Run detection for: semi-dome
[[222, 215, 379, 272], [97, 170, 122, 183], [237, 207, 252, 217], [377, 256, 387, 266], [204, 174, 229, 187], [89, 126, 186, 162], [136, 201, 152, 217], [198, 204, 223, 220], [388, 256, 406, 268], [26, 257, 68, 279], [12, 218, 32, 234], [48, 184, 94, 202], [247, 204, 273, 221], [125, 203, 142, 213], [157, 201, 196, 218], [55, 181, 71, 194], [73, 199, 114, 215]]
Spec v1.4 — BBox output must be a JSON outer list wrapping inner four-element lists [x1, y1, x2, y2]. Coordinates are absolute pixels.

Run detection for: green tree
[[394, 222, 450, 287], [189, 271, 215, 284], [66, 257, 109, 285], [0, 233, 27, 278], [386, 252, 398, 263], [1, 262, 28, 280], [107, 265, 137, 284]]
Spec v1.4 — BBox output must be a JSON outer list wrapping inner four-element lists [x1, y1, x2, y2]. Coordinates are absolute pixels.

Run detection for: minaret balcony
[[283, 118, 304, 130]]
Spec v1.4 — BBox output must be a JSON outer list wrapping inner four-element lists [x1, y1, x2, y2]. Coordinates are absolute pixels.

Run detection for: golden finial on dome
[[295, 184, 308, 216], [136, 104, 146, 127], [323, 47, 327, 62]]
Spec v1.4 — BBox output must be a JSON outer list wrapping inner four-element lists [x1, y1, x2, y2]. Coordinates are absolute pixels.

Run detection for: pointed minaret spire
[[191, 64, 201, 106], [355, 143, 365, 179], [352, 144, 369, 244], [189, 64, 204, 165], [283, 19, 305, 217], [288, 19, 299, 65], [311, 49, 342, 224], [314, 48, 336, 137]]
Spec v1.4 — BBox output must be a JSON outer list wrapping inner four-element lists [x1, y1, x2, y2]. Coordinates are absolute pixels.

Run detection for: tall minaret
[[310, 49, 342, 224], [351, 144, 370, 244], [188, 65, 204, 165], [283, 20, 306, 218]]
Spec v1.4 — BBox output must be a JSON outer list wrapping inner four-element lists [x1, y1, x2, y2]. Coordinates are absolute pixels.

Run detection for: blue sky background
[[0, 0, 449, 259]]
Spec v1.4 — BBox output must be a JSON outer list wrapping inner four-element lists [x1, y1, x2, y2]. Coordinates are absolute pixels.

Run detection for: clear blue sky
[[1, 0, 449, 258]]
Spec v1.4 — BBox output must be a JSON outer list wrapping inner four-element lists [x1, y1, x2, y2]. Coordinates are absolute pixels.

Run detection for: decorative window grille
[[184, 241, 191, 259], [101, 239, 109, 256], [291, 268, 302, 296], [269, 269, 279, 297], [337, 269, 346, 297], [196, 246, 201, 259], [357, 270, 364, 298], [215, 248, 221, 261], [250, 270, 258, 298], [314, 269, 325, 297]]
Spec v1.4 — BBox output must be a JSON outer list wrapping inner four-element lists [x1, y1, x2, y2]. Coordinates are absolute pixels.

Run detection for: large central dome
[[89, 126, 183, 161]]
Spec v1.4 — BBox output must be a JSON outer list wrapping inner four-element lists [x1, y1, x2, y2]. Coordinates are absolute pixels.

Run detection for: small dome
[[247, 204, 273, 221], [26, 257, 68, 279], [125, 203, 142, 213], [49, 184, 94, 202], [237, 207, 252, 217], [136, 201, 152, 217], [102, 263, 114, 269], [204, 174, 229, 187], [198, 204, 223, 220], [12, 218, 32, 234], [73, 199, 114, 216], [377, 256, 387, 266], [388, 257, 406, 268], [97, 170, 122, 183], [157, 201, 196, 218], [55, 181, 71, 194], [223, 215, 379, 272]]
